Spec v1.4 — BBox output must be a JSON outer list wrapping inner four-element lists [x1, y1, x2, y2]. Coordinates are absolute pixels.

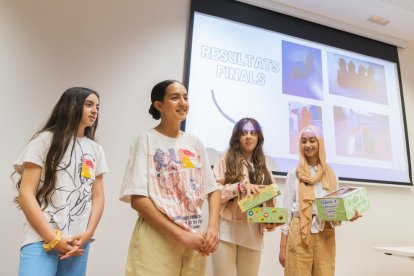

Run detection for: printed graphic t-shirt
[[119, 129, 218, 232], [14, 131, 108, 247]]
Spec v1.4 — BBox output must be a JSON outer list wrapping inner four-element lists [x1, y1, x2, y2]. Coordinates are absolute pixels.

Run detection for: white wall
[[1, 1, 413, 275]]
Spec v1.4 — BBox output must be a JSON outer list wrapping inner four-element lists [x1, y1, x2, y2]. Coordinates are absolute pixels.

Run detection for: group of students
[[14, 80, 361, 276]]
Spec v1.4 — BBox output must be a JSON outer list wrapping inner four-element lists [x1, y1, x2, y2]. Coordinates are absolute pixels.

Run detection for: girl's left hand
[[200, 225, 219, 256], [261, 223, 283, 232], [59, 231, 93, 260], [350, 210, 362, 222], [279, 245, 286, 267]]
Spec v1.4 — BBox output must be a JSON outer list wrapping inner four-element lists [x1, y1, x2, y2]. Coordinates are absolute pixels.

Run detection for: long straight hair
[[16, 87, 99, 209], [224, 118, 272, 185]]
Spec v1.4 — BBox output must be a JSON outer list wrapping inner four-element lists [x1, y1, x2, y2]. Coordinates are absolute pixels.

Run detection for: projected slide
[[185, 12, 409, 184]]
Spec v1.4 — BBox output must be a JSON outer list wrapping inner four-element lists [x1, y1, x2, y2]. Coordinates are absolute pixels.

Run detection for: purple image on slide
[[282, 41, 323, 100], [333, 106, 392, 161], [288, 102, 322, 154], [328, 53, 388, 104]]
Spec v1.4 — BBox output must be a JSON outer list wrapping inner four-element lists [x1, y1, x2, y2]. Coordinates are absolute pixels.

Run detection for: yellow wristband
[[42, 230, 62, 252]]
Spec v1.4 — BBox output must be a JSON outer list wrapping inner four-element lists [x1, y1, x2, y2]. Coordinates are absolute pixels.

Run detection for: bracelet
[[42, 229, 62, 252]]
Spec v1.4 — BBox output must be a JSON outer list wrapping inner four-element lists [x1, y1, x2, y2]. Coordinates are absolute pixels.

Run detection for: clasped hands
[[178, 226, 219, 256], [55, 231, 92, 260]]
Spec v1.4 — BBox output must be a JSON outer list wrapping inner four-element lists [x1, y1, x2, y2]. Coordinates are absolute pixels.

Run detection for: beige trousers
[[211, 240, 261, 276], [284, 217, 336, 276], [125, 217, 207, 276]]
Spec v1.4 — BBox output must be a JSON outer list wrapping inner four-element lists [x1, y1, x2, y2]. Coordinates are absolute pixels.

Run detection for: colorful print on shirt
[[81, 155, 96, 180], [180, 149, 197, 168], [150, 147, 205, 232]]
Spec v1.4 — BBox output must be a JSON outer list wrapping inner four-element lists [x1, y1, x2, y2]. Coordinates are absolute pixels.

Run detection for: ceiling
[[238, 0, 414, 48]]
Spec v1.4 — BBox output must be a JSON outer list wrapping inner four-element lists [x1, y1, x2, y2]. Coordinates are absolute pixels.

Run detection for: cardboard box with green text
[[316, 187, 369, 221]]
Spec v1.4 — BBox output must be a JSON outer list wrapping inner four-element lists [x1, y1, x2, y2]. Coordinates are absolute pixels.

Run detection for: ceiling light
[[367, 15, 390, 26]]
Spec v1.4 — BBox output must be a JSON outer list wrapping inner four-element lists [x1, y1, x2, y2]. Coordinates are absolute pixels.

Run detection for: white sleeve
[[119, 134, 149, 203], [14, 131, 51, 174], [280, 170, 297, 236], [200, 141, 219, 196], [95, 143, 109, 177]]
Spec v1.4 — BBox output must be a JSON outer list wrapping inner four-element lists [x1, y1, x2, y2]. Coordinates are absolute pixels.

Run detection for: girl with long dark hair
[[14, 87, 108, 276]]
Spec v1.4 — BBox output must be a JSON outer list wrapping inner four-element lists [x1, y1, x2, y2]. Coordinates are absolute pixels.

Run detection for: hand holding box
[[237, 184, 281, 212]]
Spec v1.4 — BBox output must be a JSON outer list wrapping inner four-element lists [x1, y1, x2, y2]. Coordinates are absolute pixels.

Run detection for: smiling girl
[[211, 117, 280, 276], [14, 87, 108, 276], [279, 125, 360, 276], [120, 80, 220, 276]]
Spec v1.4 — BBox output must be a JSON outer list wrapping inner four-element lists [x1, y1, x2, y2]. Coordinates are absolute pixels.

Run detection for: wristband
[[42, 229, 62, 252]]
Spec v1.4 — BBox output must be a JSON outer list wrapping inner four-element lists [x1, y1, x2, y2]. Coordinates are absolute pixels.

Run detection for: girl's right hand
[[55, 236, 84, 260], [244, 183, 266, 195], [177, 230, 206, 253], [54, 236, 73, 254]]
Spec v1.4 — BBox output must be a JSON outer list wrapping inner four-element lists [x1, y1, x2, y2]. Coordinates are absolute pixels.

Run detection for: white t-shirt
[[14, 131, 108, 247], [119, 129, 218, 232]]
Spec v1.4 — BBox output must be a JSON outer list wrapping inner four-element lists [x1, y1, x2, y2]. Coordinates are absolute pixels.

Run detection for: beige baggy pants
[[284, 217, 336, 276], [125, 217, 207, 276]]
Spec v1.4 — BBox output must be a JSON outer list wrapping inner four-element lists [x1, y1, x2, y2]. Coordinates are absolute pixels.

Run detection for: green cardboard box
[[238, 184, 281, 212], [316, 187, 369, 221], [247, 207, 287, 223]]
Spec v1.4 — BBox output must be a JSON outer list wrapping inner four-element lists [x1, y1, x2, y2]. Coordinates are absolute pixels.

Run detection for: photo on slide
[[282, 41, 323, 100], [328, 53, 388, 104], [289, 102, 322, 154], [333, 106, 392, 161]]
